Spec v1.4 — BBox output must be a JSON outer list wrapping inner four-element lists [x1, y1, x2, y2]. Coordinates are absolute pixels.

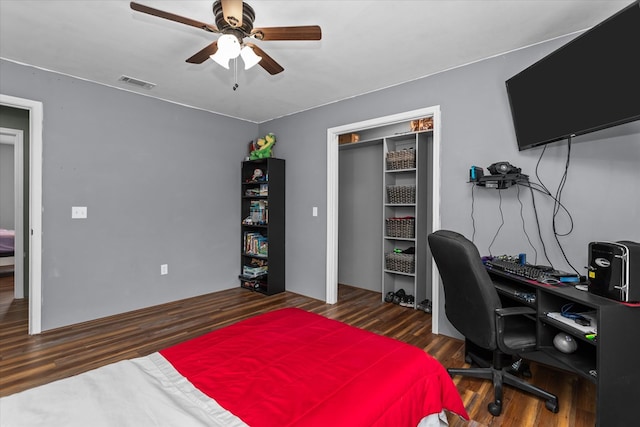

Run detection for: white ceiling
[[0, 0, 633, 123]]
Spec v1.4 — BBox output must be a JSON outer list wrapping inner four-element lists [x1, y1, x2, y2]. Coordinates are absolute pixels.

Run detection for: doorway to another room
[[0, 95, 44, 334], [0, 127, 24, 298]]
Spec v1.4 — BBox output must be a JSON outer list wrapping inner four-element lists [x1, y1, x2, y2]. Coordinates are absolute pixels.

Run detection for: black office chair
[[427, 230, 558, 416]]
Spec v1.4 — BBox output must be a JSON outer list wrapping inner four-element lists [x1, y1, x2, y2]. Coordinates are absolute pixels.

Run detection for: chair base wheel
[[488, 401, 502, 416], [545, 399, 559, 413]]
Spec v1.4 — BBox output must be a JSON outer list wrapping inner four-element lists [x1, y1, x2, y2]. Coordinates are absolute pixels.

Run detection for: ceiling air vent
[[118, 75, 156, 90]]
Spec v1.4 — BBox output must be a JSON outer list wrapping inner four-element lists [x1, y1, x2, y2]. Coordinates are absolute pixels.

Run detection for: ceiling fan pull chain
[[233, 58, 239, 91]]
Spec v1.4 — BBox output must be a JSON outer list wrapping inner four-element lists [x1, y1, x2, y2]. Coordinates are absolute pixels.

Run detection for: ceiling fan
[[130, 0, 321, 75]]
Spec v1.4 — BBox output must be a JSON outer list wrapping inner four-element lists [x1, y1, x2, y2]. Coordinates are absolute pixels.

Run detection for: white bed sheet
[[0, 353, 247, 427]]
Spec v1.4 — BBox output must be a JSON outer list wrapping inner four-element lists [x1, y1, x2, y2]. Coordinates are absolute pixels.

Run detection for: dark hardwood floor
[[0, 274, 595, 426]]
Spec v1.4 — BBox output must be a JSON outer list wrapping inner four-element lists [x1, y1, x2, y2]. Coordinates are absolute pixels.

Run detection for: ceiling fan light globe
[[210, 52, 231, 69], [240, 46, 262, 70], [218, 34, 241, 56], [210, 34, 242, 69]]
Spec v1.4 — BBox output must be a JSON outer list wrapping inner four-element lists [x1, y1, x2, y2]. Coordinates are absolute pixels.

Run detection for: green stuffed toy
[[250, 133, 276, 160]]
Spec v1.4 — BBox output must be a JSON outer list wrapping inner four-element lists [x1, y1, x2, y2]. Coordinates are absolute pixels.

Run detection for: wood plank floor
[[0, 274, 595, 426]]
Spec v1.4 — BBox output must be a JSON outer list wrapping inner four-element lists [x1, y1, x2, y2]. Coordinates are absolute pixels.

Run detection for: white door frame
[[326, 106, 442, 333], [0, 128, 24, 299], [0, 94, 43, 335]]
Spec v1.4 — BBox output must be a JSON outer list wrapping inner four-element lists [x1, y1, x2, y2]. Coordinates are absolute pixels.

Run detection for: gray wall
[[1, 59, 258, 330], [260, 33, 640, 337], [338, 142, 383, 291]]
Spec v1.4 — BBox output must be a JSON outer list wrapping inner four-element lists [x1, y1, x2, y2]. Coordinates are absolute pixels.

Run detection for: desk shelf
[[535, 346, 597, 383], [539, 315, 597, 346]]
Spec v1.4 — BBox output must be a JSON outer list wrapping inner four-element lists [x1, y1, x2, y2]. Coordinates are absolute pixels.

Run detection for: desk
[[486, 267, 640, 426]]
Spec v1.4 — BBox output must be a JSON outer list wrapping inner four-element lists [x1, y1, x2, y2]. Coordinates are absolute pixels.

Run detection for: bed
[[0, 229, 15, 269], [0, 228, 14, 257], [0, 307, 469, 426]]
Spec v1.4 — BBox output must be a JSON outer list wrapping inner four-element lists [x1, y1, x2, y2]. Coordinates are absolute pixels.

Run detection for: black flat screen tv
[[506, 0, 640, 151]]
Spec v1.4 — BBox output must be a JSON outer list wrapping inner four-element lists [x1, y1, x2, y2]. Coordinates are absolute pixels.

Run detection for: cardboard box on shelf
[[410, 117, 433, 132], [338, 133, 360, 144]]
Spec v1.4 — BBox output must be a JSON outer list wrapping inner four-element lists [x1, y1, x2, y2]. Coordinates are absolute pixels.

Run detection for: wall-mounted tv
[[506, 0, 640, 151]]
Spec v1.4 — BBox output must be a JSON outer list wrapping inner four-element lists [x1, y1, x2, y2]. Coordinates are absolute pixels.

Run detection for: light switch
[[72, 206, 87, 219], [312, 206, 318, 217]]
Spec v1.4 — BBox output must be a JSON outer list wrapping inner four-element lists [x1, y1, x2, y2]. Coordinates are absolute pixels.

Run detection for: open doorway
[[0, 94, 43, 334], [326, 106, 443, 333], [0, 127, 24, 298]]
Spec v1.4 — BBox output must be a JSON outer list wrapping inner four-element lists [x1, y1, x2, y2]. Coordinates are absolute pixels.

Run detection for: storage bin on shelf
[[385, 252, 415, 273], [385, 217, 415, 238], [386, 148, 416, 170], [386, 185, 416, 204]]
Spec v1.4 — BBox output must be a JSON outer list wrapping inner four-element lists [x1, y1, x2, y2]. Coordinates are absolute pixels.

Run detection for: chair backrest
[[428, 230, 502, 350]]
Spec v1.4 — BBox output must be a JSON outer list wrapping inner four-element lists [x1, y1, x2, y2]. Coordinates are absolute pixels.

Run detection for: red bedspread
[[161, 308, 468, 426]]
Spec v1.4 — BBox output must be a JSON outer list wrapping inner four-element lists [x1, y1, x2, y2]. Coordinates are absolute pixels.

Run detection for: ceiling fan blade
[[221, 0, 243, 28], [130, 2, 217, 32], [246, 43, 284, 75], [251, 26, 322, 41], [186, 41, 219, 64]]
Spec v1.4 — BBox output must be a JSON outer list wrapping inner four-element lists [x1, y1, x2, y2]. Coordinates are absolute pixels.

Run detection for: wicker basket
[[386, 148, 416, 170], [386, 185, 416, 204], [385, 252, 415, 273], [385, 217, 415, 238]]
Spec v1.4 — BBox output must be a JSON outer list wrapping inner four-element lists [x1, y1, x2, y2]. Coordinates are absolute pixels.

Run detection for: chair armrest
[[494, 306, 538, 354], [495, 307, 536, 317]]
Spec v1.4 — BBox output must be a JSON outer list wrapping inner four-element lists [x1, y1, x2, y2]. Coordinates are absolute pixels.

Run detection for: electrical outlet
[[160, 264, 168, 275], [71, 206, 87, 219]]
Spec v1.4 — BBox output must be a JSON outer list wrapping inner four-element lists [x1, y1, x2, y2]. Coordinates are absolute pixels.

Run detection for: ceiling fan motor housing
[[213, 0, 255, 35]]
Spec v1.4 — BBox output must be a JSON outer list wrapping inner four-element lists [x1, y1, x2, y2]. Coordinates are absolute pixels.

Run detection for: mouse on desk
[[539, 277, 561, 285], [575, 284, 588, 291]]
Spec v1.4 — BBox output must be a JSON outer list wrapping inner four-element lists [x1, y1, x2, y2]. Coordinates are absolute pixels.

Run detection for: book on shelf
[[244, 257, 268, 277], [244, 184, 269, 197], [244, 232, 268, 256], [242, 265, 268, 277], [242, 200, 269, 225], [250, 200, 268, 224]]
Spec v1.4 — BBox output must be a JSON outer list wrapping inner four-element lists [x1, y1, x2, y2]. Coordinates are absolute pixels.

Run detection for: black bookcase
[[240, 158, 285, 295]]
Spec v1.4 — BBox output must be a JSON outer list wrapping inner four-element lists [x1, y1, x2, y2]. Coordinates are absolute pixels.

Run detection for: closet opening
[[326, 106, 443, 333]]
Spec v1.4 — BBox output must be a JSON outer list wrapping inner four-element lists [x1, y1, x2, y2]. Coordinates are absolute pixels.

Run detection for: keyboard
[[485, 257, 547, 281], [484, 256, 580, 284]]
